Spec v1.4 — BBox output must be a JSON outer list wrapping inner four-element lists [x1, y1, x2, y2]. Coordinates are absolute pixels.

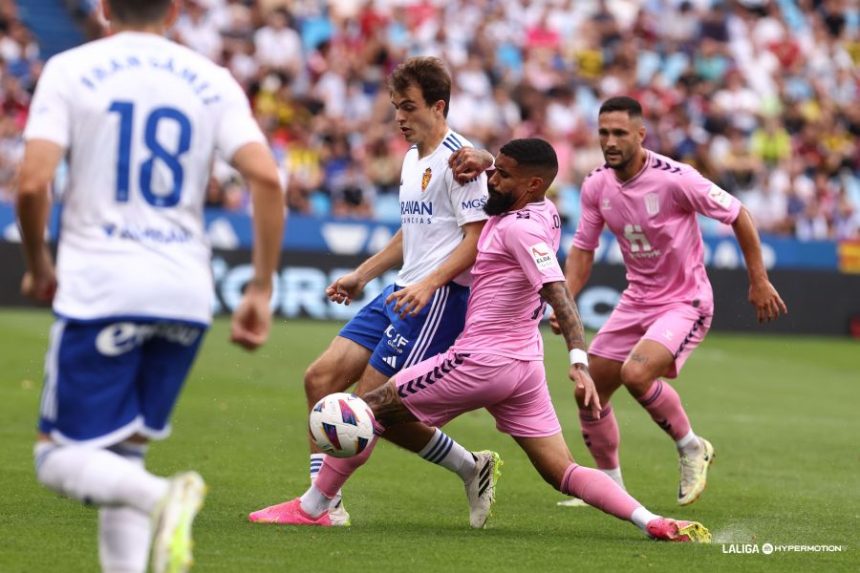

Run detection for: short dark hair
[[499, 138, 559, 182], [388, 57, 452, 118], [107, 0, 172, 25], [599, 96, 643, 118]]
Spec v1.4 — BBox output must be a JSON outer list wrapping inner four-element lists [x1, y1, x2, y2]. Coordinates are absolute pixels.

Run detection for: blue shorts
[[339, 282, 469, 377], [38, 318, 206, 447]]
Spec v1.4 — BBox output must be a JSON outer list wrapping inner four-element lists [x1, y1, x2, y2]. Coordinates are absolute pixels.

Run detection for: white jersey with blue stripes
[[397, 130, 488, 287], [23, 32, 266, 325]]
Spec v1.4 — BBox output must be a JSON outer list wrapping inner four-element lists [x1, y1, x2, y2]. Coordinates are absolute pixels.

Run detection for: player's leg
[[513, 434, 710, 542], [567, 304, 645, 496], [35, 320, 206, 573], [360, 283, 481, 509], [621, 306, 715, 505], [574, 355, 626, 489], [98, 438, 153, 573]]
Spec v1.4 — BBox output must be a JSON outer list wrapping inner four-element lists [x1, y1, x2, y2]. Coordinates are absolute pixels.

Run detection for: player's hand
[[20, 249, 57, 303], [326, 272, 365, 305], [230, 283, 272, 351], [548, 311, 562, 334], [386, 280, 436, 318], [449, 148, 494, 184], [748, 278, 788, 323], [570, 365, 601, 419]]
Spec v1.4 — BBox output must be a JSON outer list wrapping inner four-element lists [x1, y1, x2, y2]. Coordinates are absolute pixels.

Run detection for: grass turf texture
[[0, 309, 857, 572]]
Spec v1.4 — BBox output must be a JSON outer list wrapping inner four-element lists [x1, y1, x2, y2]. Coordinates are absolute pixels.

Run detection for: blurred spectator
[[3, 0, 859, 242]]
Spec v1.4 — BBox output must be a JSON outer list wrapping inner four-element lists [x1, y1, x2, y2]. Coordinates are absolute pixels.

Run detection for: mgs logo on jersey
[[421, 167, 432, 192], [530, 242, 557, 270]]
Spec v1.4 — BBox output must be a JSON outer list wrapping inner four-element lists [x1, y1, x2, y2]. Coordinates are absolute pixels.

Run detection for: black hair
[[106, 0, 172, 25], [598, 96, 643, 118], [499, 138, 559, 181]]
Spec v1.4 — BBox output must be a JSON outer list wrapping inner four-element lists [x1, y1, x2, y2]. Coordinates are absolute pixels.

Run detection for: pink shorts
[[393, 349, 562, 438], [589, 300, 712, 379]]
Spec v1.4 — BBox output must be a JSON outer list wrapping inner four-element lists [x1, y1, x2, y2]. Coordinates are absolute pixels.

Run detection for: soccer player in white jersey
[[253, 138, 711, 543], [16, 1, 284, 572], [249, 57, 497, 528]]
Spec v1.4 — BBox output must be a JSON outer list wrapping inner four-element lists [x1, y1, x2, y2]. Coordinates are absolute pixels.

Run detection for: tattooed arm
[[539, 281, 601, 416]]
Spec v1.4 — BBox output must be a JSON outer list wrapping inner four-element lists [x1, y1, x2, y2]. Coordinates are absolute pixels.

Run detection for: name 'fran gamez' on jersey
[[23, 32, 266, 325], [396, 130, 489, 287]]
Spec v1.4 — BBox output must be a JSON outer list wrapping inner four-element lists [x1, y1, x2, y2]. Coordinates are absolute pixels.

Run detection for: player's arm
[[540, 280, 600, 417], [565, 246, 595, 299], [16, 139, 64, 302], [387, 220, 485, 317], [229, 141, 286, 350], [731, 206, 788, 323], [327, 230, 404, 305]]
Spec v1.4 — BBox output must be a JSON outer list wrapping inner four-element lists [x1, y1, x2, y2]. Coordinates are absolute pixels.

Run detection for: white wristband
[[569, 348, 588, 367]]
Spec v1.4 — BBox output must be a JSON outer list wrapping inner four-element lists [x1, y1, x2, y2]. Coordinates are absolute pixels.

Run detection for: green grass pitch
[[1, 309, 857, 572]]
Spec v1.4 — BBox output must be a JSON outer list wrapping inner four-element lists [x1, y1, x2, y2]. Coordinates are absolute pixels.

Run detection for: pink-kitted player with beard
[[451, 97, 786, 511], [247, 137, 712, 543]]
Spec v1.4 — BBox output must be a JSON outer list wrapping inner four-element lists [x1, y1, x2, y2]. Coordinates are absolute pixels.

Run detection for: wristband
[[569, 348, 588, 367]]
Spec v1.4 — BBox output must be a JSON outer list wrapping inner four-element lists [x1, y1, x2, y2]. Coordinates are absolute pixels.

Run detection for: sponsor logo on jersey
[[644, 193, 660, 216], [384, 324, 410, 354], [400, 201, 433, 216], [529, 242, 556, 271], [421, 167, 432, 192], [95, 322, 201, 357], [601, 198, 612, 210], [708, 184, 733, 208], [383, 355, 398, 369], [461, 198, 487, 210]]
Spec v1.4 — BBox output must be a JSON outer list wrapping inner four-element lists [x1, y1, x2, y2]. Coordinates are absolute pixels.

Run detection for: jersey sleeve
[[503, 218, 565, 292], [449, 169, 489, 226], [214, 70, 267, 161], [674, 165, 742, 224], [571, 177, 604, 251], [23, 57, 71, 148]]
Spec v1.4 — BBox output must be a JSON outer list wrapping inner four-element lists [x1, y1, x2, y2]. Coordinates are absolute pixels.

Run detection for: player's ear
[[433, 99, 446, 117], [101, 0, 112, 22], [165, 1, 180, 27]]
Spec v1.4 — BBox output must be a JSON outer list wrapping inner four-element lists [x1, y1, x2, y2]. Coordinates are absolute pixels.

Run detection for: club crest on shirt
[[601, 198, 612, 210], [421, 167, 432, 192], [529, 242, 556, 271], [644, 193, 660, 216]]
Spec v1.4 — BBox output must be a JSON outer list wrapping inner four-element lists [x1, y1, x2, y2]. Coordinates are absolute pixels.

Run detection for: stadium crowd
[[0, 0, 858, 240]]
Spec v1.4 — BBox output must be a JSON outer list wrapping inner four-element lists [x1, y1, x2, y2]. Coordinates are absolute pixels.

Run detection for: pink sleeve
[[572, 178, 604, 251], [504, 219, 565, 292], [674, 165, 741, 224]]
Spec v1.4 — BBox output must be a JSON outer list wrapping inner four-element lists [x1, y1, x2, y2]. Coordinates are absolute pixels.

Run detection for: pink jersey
[[573, 150, 742, 307], [454, 199, 564, 361]]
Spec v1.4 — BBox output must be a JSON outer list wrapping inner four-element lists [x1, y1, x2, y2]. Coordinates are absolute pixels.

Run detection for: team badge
[[421, 167, 432, 192], [644, 193, 660, 216]]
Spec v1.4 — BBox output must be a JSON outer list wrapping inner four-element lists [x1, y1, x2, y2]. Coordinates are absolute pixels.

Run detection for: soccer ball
[[309, 393, 376, 458]]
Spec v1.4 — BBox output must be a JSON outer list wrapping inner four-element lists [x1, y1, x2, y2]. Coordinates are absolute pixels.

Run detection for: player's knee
[[619, 361, 652, 396], [303, 361, 339, 402]]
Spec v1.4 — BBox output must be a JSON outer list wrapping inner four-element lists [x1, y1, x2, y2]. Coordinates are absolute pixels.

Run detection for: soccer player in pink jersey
[[251, 138, 711, 542], [556, 96, 788, 506]]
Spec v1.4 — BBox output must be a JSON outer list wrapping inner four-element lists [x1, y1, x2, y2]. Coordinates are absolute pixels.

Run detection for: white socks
[[417, 429, 476, 481], [631, 506, 660, 531], [34, 441, 163, 573], [310, 453, 342, 509], [599, 467, 626, 490], [676, 429, 702, 457], [299, 484, 331, 517], [35, 443, 169, 514]]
